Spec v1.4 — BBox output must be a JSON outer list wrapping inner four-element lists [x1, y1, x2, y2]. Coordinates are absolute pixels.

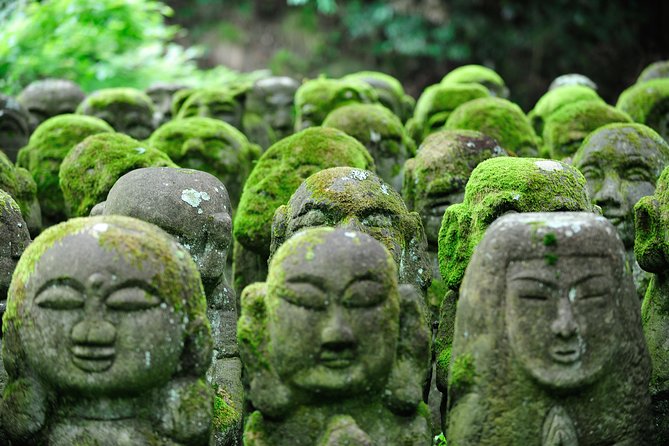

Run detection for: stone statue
[[59, 133, 177, 217], [176, 86, 248, 130], [342, 71, 415, 122], [573, 123, 669, 299], [77, 88, 156, 140], [92, 167, 242, 444], [405, 83, 489, 145], [148, 117, 261, 210], [617, 78, 669, 142], [633, 165, 669, 442], [243, 76, 299, 149], [0, 189, 30, 399], [16, 114, 114, 226], [145, 82, 188, 128], [233, 127, 374, 294], [0, 216, 215, 445], [239, 227, 432, 445], [637, 60, 669, 84], [548, 73, 598, 91], [293, 78, 378, 130], [18, 78, 85, 130], [271, 167, 430, 296], [528, 85, 604, 137], [0, 94, 31, 163], [0, 151, 42, 236], [445, 212, 651, 444], [323, 103, 416, 192], [444, 97, 539, 157], [441, 64, 509, 98]]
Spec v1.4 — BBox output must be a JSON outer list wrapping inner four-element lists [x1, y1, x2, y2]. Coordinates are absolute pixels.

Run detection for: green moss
[[237, 282, 270, 369], [444, 97, 538, 157], [16, 114, 113, 221], [212, 387, 241, 432], [637, 60, 669, 84], [0, 151, 38, 229], [341, 71, 415, 121], [543, 232, 557, 246], [342, 71, 406, 99], [528, 85, 604, 135], [441, 64, 508, 98], [59, 133, 177, 217], [448, 353, 475, 389], [544, 253, 558, 265], [437, 345, 452, 372], [175, 86, 247, 120], [171, 88, 195, 117], [76, 87, 154, 114], [617, 78, 669, 137], [542, 101, 632, 160], [233, 127, 374, 255]]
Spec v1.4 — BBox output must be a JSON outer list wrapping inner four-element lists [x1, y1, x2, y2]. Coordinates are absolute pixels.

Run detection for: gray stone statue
[[239, 227, 432, 445], [0, 94, 31, 162], [18, 78, 86, 130], [77, 88, 156, 140], [145, 82, 188, 128], [243, 76, 299, 149], [446, 212, 651, 444]]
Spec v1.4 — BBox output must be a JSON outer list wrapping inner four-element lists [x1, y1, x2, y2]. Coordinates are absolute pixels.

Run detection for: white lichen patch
[[90, 223, 109, 238], [568, 287, 576, 303], [135, 147, 146, 154], [370, 130, 381, 143], [349, 169, 369, 181], [380, 184, 390, 195], [534, 160, 563, 172], [344, 231, 358, 238], [466, 141, 476, 148], [181, 189, 211, 208]]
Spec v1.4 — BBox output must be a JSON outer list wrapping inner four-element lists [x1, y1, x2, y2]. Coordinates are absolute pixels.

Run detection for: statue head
[[548, 73, 597, 91], [272, 167, 430, 294], [406, 83, 488, 145], [245, 76, 299, 140], [617, 78, 669, 142], [438, 157, 593, 291], [16, 114, 113, 224], [176, 86, 247, 130], [294, 78, 378, 130], [403, 130, 507, 246], [77, 88, 155, 140], [0, 94, 31, 162], [145, 82, 188, 127], [635, 165, 669, 273], [1, 215, 212, 442], [445, 97, 539, 157], [441, 64, 509, 98], [637, 60, 669, 84], [0, 190, 30, 324], [18, 79, 85, 130], [342, 71, 415, 122], [323, 103, 416, 191], [528, 85, 604, 137], [59, 133, 177, 217], [148, 117, 261, 209], [0, 151, 42, 235], [542, 102, 632, 160], [573, 123, 669, 249]]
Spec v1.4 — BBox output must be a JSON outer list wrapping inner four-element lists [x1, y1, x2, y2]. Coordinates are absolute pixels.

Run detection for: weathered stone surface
[[243, 76, 299, 149], [146, 82, 188, 128], [77, 88, 156, 140], [446, 212, 651, 444], [1, 215, 214, 444], [441, 64, 509, 98], [0, 94, 31, 163], [18, 78, 85, 130], [548, 73, 597, 91], [637, 60, 669, 84], [239, 228, 431, 445]]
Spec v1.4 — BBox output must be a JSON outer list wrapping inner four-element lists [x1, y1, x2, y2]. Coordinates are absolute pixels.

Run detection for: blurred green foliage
[[0, 0, 263, 95]]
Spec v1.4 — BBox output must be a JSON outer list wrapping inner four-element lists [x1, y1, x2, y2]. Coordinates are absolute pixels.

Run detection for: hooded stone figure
[[18, 78, 85, 131], [176, 86, 248, 132], [0, 216, 216, 445], [441, 64, 509, 99], [77, 88, 156, 140], [92, 167, 242, 444], [243, 76, 299, 149], [239, 227, 432, 445], [445, 212, 651, 444]]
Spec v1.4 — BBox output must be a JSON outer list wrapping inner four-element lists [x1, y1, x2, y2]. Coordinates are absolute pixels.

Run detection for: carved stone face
[[267, 229, 398, 396], [0, 95, 31, 162], [574, 124, 669, 248], [77, 88, 155, 140], [506, 256, 616, 389], [146, 83, 187, 127], [177, 88, 245, 130], [246, 77, 298, 138], [18, 79, 85, 130]]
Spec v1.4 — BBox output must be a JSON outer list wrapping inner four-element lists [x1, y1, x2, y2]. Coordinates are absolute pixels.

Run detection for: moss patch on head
[[442, 64, 508, 98], [234, 127, 374, 255], [77, 88, 154, 114], [529, 85, 604, 135], [637, 60, 669, 84], [175, 86, 247, 120], [448, 353, 476, 391], [0, 151, 38, 229], [445, 97, 538, 157], [16, 114, 113, 221], [59, 133, 177, 217], [617, 78, 669, 139], [343, 71, 406, 99]]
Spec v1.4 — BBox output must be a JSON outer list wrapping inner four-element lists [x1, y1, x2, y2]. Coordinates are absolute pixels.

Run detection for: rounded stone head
[[635, 165, 669, 273], [548, 73, 597, 91], [93, 167, 232, 290], [573, 123, 669, 249], [617, 78, 669, 142], [18, 79, 85, 130], [245, 76, 299, 139], [637, 60, 669, 84], [0, 94, 31, 162], [438, 157, 593, 291], [342, 71, 415, 122], [441, 64, 509, 98], [176, 87, 247, 130], [0, 190, 30, 321], [77, 88, 155, 140], [145, 82, 188, 128], [528, 85, 604, 137], [0, 151, 42, 236], [403, 130, 507, 245], [272, 167, 430, 293], [445, 96, 539, 157], [323, 103, 416, 192], [447, 212, 649, 443]]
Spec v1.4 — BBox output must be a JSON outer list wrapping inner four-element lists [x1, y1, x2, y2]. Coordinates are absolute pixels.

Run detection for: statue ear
[[0, 377, 48, 441], [269, 204, 289, 262], [402, 158, 416, 211], [635, 196, 664, 273], [383, 284, 431, 415], [89, 200, 106, 216]]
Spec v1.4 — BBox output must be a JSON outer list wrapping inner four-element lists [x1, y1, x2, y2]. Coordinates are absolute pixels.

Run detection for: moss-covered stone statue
[[239, 227, 432, 445], [145, 82, 188, 128], [528, 85, 604, 137], [17, 78, 85, 131], [16, 114, 114, 226], [293, 77, 378, 130], [0, 94, 31, 163], [0, 151, 42, 236], [171, 87, 196, 118], [77, 87, 156, 140], [637, 60, 669, 84], [233, 127, 374, 294], [271, 167, 430, 296], [0, 216, 215, 445], [323, 103, 416, 192], [59, 133, 177, 218], [548, 73, 598, 91], [176, 87, 248, 130], [542, 101, 632, 160], [444, 96, 539, 157], [634, 165, 669, 442], [0, 190, 30, 399], [406, 83, 489, 145], [617, 78, 669, 142], [148, 117, 261, 209], [342, 71, 415, 122], [445, 212, 651, 444], [441, 64, 509, 98], [573, 123, 669, 300], [243, 76, 299, 149]]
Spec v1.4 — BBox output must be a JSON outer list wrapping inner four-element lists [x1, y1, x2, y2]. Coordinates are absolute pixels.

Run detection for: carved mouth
[[71, 345, 115, 372], [551, 346, 581, 364], [319, 350, 356, 369]]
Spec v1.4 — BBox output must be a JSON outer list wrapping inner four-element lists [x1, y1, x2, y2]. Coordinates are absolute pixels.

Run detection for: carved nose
[[321, 307, 356, 351], [551, 298, 578, 339], [594, 175, 623, 208], [71, 319, 116, 345]]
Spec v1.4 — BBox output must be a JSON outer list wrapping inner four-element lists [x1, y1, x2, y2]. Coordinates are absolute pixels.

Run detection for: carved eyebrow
[[344, 272, 382, 291], [35, 277, 84, 296], [508, 275, 557, 288], [105, 279, 161, 300], [295, 201, 336, 218], [621, 158, 653, 171], [285, 274, 326, 291], [572, 273, 607, 286]]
